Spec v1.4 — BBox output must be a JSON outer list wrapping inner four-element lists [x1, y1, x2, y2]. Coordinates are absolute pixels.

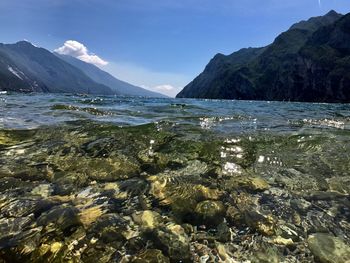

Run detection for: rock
[[132, 210, 163, 230], [31, 184, 54, 198], [1, 198, 54, 218], [215, 242, 235, 262], [228, 176, 270, 192], [304, 191, 348, 201], [88, 214, 127, 243], [252, 243, 281, 263], [328, 177, 350, 194], [131, 249, 170, 263], [79, 205, 105, 228], [216, 222, 233, 242], [226, 205, 241, 224], [276, 224, 302, 242], [307, 233, 350, 263], [243, 210, 276, 236], [153, 223, 190, 261], [0, 177, 31, 192], [195, 201, 226, 226], [273, 236, 294, 246], [290, 198, 312, 215], [37, 205, 81, 231]]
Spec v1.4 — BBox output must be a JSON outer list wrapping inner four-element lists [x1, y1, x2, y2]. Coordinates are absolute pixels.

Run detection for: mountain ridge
[[56, 53, 167, 98], [0, 41, 166, 97], [177, 10, 350, 103]]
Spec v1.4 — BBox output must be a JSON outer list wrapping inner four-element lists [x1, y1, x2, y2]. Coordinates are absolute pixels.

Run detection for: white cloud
[[54, 40, 108, 66]]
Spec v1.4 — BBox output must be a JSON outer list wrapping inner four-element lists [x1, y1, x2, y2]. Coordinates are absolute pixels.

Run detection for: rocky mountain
[[177, 10, 350, 103], [0, 41, 114, 94], [56, 54, 166, 98], [0, 41, 165, 97]]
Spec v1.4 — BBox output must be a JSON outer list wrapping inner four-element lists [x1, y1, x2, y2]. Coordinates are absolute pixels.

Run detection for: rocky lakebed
[[0, 94, 350, 262]]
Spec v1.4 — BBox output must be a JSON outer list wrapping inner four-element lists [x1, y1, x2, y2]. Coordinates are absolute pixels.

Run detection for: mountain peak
[[290, 10, 342, 32], [16, 40, 33, 46], [326, 10, 340, 17]]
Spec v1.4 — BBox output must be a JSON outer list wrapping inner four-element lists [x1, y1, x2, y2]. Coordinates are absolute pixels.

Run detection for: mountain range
[[0, 41, 165, 97], [177, 10, 350, 103]]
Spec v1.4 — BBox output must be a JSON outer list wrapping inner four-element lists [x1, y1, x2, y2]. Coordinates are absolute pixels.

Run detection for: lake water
[[1, 93, 350, 262]]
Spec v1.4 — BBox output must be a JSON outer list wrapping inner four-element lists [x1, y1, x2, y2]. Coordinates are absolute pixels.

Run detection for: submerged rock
[[153, 223, 190, 261], [307, 233, 350, 263], [31, 184, 54, 198], [132, 210, 163, 230], [131, 249, 170, 263], [37, 205, 81, 232], [225, 176, 270, 192], [243, 210, 276, 236], [194, 200, 226, 226]]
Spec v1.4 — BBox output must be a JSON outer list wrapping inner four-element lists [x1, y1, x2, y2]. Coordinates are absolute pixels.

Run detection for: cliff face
[[177, 11, 350, 103]]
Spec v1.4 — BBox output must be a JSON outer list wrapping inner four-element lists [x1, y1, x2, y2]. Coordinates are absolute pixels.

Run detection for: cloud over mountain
[[54, 40, 108, 66]]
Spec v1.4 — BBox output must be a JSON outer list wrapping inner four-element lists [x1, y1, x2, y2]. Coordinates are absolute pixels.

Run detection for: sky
[[0, 0, 350, 97]]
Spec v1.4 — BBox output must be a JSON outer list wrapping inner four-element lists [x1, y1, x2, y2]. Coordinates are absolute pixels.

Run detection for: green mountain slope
[[177, 10, 350, 103]]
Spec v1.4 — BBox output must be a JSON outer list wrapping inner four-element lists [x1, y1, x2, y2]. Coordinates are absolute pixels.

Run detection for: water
[[1, 93, 350, 262]]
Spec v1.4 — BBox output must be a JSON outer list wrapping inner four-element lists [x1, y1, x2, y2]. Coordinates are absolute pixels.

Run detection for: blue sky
[[0, 0, 350, 96]]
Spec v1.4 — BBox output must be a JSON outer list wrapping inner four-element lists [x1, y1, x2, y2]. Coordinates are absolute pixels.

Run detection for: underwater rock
[[51, 155, 140, 182], [194, 200, 226, 226], [79, 205, 105, 228], [216, 222, 233, 242], [132, 210, 163, 230], [243, 210, 276, 236], [328, 177, 350, 194], [131, 249, 170, 263], [215, 242, 235, 262], [307, 233, 350, 263], [273, 236, 294, 246], [225, 176, 270, 192], [88, 214, 128, 244], [1, 198, 54, 218], [0, 177, 32, 192], [37, 205, 81, 232], [304, 191, 349, 201], [252, 243, 281, 263], [153, 223, 191, 261], [31, 184, 54, 198], [290, 198, 312, 215]]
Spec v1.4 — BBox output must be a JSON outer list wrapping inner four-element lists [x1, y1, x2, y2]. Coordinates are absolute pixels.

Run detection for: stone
[[224, 176, 270, 192], [243, 210, 276, 236], [131, 249, 170, 263], [37, 205, 81, 231], [132, 210, 162, 230], [273, 236, 294, 246], [215, 243, 234, 262], [290, 198, 312, 215], [307, 233, 350, 263], [305, 191, 348, 201], [252, 244, 281, 263], [31, 184, 54, 198], [153, 223, 190, 261], [79, 205, 105, 228], [195, 200, 226, 226]]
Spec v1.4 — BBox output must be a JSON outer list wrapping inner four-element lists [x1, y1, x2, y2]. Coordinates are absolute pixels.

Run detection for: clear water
[[1, 93, 350, 262]]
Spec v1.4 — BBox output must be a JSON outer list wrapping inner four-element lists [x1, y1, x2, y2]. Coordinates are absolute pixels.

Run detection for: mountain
[[0, 41, 114, 94], [177, 10, 350, 103], [56, 54, 167, 98]]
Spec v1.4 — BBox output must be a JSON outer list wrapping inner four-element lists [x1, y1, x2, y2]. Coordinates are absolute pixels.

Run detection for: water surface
[[1, 93, 350, 262]]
